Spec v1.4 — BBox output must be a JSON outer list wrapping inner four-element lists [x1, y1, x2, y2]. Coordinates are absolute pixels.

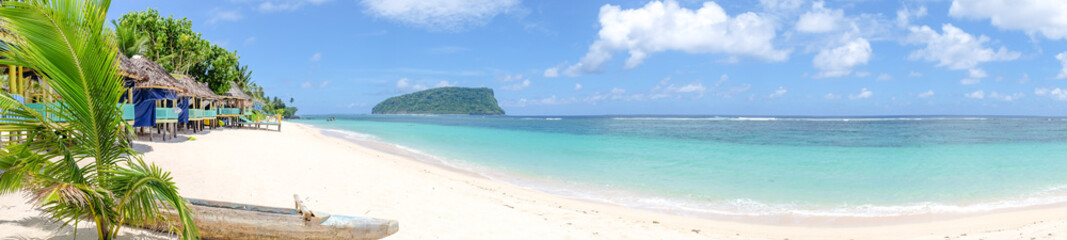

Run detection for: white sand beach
[[4, 122, 1067, 239]]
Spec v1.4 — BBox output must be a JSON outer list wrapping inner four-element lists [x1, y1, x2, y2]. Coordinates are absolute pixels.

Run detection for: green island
[[372, 87, 506, 115]]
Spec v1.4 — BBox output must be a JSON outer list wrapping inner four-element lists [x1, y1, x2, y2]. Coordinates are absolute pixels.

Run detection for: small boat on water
[[142, 196, 399, 240]]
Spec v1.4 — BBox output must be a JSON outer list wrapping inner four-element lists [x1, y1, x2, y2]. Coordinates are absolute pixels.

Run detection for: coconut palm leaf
[[0, 0, 198, 239]]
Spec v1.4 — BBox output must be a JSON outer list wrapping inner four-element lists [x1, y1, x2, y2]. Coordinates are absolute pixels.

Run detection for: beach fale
[[121, 55, 185, 141], [172, 74, 221, 133]]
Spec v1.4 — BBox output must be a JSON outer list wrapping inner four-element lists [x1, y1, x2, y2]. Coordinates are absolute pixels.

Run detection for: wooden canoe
[[142, 198, 399, 240]]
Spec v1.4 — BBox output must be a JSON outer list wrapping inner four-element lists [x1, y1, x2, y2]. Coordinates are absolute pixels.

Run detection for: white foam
[[305, 122, 1067, 219], [320, 128, 380, 141]]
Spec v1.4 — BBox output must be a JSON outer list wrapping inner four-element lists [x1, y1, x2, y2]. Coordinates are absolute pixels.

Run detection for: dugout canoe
[[143, 197, 399, 240]]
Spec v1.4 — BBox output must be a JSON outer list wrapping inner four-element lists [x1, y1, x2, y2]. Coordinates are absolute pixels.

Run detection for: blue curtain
[[133, 88, 176, 127], [178, 97, 190, 123]]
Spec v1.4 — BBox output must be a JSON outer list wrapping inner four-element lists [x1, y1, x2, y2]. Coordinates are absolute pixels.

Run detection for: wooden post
[[7, 65, 14, 95], [17, 66, 23, 96]]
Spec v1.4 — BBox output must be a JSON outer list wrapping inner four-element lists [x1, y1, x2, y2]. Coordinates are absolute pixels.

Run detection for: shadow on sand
[[1, 216, 173, 240]]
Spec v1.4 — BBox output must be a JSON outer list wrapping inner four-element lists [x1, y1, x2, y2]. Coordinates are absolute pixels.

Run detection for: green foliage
[[262, 96, 298, 118], [187, 45, 238, 94], [115, 8, 239, 94], [0, 1, 198, 239], [114, 9, 205, 74], [373, 87, 505, 115], [112, 20, 148, 57]]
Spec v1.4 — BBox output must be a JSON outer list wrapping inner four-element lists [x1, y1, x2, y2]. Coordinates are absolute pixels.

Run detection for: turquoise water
[[294, 115, 1067, 217]]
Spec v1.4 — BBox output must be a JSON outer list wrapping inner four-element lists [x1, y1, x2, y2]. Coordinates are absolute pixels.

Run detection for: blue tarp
[[132, 88, 176, 127], [178, 97, 189, 123]]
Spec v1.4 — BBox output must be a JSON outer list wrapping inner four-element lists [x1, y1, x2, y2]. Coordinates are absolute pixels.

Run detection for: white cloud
[[318, 80, 330, 88], [759, 0, 804, 12], [502, 79, 531, 91], [674, 83, 706, 93], [561, 0, 788, 76], [849, 88, 873, 99], [918, 90, 934, 98], [767, 86, 787, 98], [988, 92, 1023, 101], [824, 93, 841, 99], [642, 78, 710, 99], [309, 52, 322, 62], [1057, 52, 1067, 79], [964, 90, 1020, 101], [208, 9, 243, 24], [300, 81, 312, 88], [1036, 88, 1067, 101], [575, 83, 582, 91], [543, 67, 559, 78], [259, 0, 332, 12], [907, 24, 1019, 85], [359, 0, 519, 31], [896, 5, 927, 27], [498, 74, 524, 82], [907, 24, 1020, 70], [244, 37, 257, 45], [961, 68, 986, 85], [813, 36, 871, 78], [796, 1, 844, 33], [949, 0, 1067, 40], [876, 73, 893, 81], [396, 78, 428, 92], [908, 71, 923, 77], [434, 80, 456, 88], [854, 71, 871, 77]]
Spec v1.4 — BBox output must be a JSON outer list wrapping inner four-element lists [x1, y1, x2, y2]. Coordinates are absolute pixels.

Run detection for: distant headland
[[372, 87, 505, 115]]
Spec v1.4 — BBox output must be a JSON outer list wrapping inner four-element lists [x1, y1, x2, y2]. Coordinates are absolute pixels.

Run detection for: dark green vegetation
[[265, 96, 299, 118], [373, 87, 505, 115], [113, 9, 295, 115]]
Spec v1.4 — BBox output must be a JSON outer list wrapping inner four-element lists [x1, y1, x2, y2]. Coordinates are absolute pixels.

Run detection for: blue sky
[[107, 0, 1067, 116]]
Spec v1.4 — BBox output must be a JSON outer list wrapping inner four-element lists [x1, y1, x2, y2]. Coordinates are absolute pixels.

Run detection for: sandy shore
[[4, 121, 1067, 239]]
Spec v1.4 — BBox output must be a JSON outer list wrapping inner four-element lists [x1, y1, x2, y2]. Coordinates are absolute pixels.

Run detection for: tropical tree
[[116, 9, 240, 94], [112, 20, 148, 57], [0, 0, 198, 239], [114, 9, 205, 74], [187, 44, 238, 94]]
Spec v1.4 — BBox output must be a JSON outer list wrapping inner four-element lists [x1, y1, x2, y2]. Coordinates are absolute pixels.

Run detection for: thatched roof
[[116, 53, 145, 81], [224, 81, 252, 99], [126, 56, 182, 92], [173, 74, 219, 99]]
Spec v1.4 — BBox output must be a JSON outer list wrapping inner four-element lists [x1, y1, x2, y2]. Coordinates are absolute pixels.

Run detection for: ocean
[[293, 115, 1067, 219]]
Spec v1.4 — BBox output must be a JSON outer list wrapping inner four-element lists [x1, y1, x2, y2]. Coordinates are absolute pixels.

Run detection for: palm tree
[[0, 1, 198, 239], [113, 20, 149, 58]]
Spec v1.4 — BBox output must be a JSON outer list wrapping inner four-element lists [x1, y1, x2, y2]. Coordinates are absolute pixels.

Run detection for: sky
[[107, 0, 1067, 116]]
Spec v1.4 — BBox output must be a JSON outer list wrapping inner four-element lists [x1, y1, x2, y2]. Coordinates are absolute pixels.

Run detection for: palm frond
[[111, 158, 198, 239], [0, 0, 198, 239]]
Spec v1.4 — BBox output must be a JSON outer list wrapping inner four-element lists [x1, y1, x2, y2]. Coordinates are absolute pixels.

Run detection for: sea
[[293, 115, 1067, 220]]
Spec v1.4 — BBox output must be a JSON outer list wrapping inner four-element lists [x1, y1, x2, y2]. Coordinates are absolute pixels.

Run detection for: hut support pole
[[16, 66, 23, 96], [7, 65, 15, 95]]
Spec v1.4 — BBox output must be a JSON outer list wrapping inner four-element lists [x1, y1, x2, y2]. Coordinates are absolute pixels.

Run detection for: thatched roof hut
[[125, 55, 183, 92], [223, 81, 254, 106], [116, 53, 146, 81], [173, 74, 218, 99], [224, 81, 252, 100]]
